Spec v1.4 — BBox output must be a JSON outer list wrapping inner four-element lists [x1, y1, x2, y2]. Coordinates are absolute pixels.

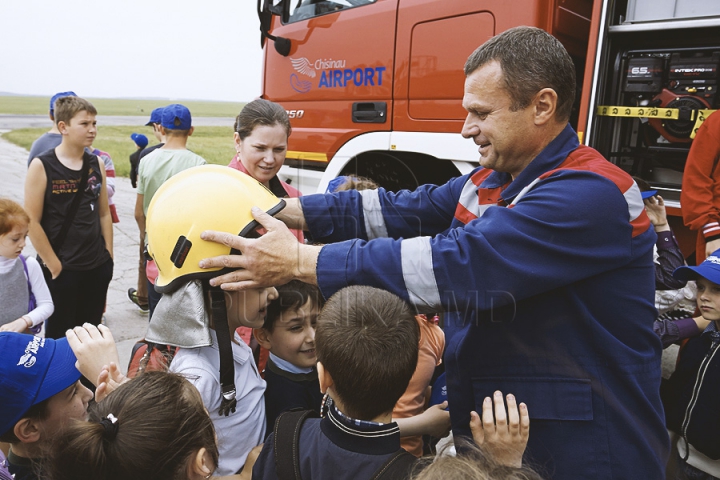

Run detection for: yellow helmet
[[146, 165, 285, 293]]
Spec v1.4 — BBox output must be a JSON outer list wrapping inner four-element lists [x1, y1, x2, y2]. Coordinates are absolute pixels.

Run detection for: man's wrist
[[295, 244, 321, 285]]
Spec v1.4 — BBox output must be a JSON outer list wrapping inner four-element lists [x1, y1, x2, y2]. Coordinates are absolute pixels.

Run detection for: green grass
[[3, 126, 236, 177], [0, 95, 244, 117]]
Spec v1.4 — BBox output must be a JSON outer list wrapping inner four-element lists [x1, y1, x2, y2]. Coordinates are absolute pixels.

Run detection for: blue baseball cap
[[49, 91, 77, 116], [161, 104, 192, 130], [145, 107, 165, 126], [641, 190, 658, 199], [131, 133, 149, 148], [0, 333, 81, 435], [674, 249, 720, 285]]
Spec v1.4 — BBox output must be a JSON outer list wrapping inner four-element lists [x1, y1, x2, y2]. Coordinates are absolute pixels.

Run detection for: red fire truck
[[258, 0, 720, 255]]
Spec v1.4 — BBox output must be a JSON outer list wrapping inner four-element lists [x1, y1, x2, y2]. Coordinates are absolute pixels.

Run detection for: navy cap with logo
[[145, 107, 165, 126], [49, 91, 77, 117], [161, 104, 192, 130], [673, 249, 720, 285], [0, 333, 81, 435]]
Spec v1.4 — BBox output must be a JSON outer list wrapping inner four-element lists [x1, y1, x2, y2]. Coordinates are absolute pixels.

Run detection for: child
[[0, 199, 53, 333], [46, 371, 222, 480], [329, 175, 449, 456], [141, 165, 285, 476], [26, 91, 77, 166], [0, 332, 93, 480], [135, 104, 205, 317], [633, 177, 709, 346], [24, 96, 113, 339], [254, 280, 324, 432], [88, 145, 119, 223], [253, 285, 421, 480], [129, 132, 149, 189], [663, 249, 720, 478]]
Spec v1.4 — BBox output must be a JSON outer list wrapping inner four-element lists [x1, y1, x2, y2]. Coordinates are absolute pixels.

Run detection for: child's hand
[[0, 316, 31, 333], [95, 362, 128, 402], [395, 401, 451, 438], [66, 323, 120, 386], [470, 391, 529, 468], [643, 195, 670, 232]]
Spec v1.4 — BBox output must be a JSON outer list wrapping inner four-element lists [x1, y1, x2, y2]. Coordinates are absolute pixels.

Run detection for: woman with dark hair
[[229, 99, 303, 242]]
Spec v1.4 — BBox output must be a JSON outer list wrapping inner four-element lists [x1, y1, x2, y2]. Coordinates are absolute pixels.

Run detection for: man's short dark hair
[[464, 26, 576, 122], [316, 286, 419, 420], [264, 280, 324, 331]]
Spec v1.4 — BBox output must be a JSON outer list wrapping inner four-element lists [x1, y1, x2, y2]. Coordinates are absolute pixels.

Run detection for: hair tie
[[100, 413, 119, 440]]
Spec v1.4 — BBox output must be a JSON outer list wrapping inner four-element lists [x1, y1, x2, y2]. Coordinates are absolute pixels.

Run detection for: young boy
[[128, 132, 149, 189], [24, 96, 113, 339], [253, 285, 421, 480], [26, 91, 77, 166], [134, 104, 205, 316], [663, 250, 720, 478], [0, 332, 93, 480], [254, 280, 324, 432]]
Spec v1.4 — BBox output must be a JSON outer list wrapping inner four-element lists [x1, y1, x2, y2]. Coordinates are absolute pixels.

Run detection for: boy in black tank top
[[24, 96, 113, 338]]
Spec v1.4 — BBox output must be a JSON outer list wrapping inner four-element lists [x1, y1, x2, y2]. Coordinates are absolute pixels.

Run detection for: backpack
[[273, 409, 417, 480], [126, 340, 178, 378]]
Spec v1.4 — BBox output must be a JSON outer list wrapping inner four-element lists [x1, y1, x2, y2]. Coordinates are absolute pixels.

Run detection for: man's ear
[[188, 447, 213, 479], [14, 418, 41, 444], [253, 328, 273, 350], [317, 362, 334, 394], [533, 87, 558, 126]]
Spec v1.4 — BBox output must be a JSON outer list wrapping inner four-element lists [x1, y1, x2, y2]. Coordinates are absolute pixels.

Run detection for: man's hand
[[470, 391, 529, 468], [706, 237, 720, 258], [66, 324, 120, 387], [199, 207, 321, 290]]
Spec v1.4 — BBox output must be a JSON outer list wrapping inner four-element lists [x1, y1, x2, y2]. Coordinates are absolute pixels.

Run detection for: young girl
[[142, 165, 283, 476], [46, 371, 220, 480], [0, 199, 53, 333]]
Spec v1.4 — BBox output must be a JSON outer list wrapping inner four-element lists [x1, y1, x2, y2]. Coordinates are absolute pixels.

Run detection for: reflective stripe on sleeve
[[360, 189, 388, 240], [401, 236, 441, 310], [624, 182, 645, 222]]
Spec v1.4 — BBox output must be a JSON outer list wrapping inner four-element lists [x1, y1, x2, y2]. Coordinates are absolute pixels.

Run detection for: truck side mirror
[[257, 0, 292, 56]]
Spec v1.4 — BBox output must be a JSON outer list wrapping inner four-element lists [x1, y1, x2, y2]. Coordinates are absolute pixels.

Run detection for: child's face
[[263, 299, 318, 369], [61, 110, 97, 147], [39, 380, 92, 438], [225, 287, 279, 329], [696, 277, 720, 322], [0, 223, 28, 259], [235, 124, 288, 187]]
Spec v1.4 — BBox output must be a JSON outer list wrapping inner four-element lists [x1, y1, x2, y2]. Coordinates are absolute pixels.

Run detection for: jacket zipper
[[680, 330, 720, 460]]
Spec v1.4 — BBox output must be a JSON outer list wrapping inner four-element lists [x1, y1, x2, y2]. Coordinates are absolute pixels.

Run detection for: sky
[[0, 0, 265, 102]]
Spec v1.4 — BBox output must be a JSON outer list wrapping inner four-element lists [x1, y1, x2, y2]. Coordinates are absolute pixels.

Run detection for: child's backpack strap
[[370, 449, 417, 480], [273, 409, 318, 480]]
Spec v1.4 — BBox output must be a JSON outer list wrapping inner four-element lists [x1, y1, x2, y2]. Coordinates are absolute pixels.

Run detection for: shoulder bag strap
[[273, 409, 317, 480], [53, 156, 90, 252], [371, 450, 417, 480]]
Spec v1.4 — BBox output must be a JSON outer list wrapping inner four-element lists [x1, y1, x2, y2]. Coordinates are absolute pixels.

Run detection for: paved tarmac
[[1, 136, 149, 372], [0, 114, 233, 130]]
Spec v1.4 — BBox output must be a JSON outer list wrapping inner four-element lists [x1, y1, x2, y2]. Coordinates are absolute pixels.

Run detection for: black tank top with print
[[37, 149, 111, 270]]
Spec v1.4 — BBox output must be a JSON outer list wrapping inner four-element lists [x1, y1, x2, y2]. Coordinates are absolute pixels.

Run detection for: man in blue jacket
[[199, 27, 669, 478]]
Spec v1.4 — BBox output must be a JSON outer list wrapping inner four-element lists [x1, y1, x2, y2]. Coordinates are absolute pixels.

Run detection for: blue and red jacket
[[301, 125, 669, 479]]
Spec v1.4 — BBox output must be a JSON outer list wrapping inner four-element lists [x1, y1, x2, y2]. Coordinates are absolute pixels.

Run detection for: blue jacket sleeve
[[316, 169, 655, 312], [301, 175, 466, 242]]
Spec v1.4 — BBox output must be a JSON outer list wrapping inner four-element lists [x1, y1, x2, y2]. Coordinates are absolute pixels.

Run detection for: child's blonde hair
[[0, 198, 29, 236], [54, 96, 97, 126]]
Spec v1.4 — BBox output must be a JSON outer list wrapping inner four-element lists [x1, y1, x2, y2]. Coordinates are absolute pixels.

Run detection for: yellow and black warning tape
[[596, 106, 717, 138]]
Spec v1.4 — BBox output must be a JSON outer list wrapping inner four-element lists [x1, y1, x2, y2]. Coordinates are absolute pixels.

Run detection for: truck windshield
[[286, 0, 376, 23]]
